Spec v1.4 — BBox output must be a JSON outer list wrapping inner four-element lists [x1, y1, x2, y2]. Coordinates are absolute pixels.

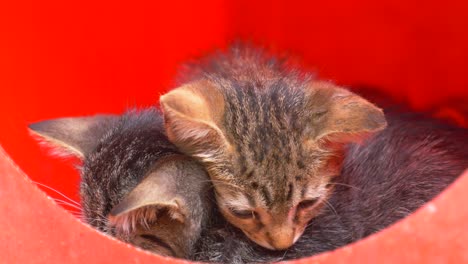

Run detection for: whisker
[[53, 198, 82, 210], [84, 211, 111, 225], [323, 199, 339, 218], [33, 181, 80, 205], [53, 203, 83, 217], [328, 182, 362, 191], [55, 207, 82, 217], [38, 182, 112, 229], [53, 203, 81, 212], [69, 212, 84, 218], [280, 245, 290, 261]]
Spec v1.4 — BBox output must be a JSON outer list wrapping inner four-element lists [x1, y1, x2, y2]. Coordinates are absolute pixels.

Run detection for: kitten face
[[161, 73, 386, 249], [198, 132, 343, 250]]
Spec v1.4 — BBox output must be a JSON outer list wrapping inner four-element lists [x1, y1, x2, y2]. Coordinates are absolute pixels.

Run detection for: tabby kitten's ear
[[160, 80, 230, 157], [28, 115, 118, 158], [309, 81, 387, 144], [109, 161, 186, 230]]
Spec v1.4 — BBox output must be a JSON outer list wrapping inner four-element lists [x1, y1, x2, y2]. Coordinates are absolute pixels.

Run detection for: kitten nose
[[269, 227, 295, 250]]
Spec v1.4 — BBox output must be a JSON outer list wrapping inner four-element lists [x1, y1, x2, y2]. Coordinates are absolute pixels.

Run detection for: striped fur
[[161, 46, 387, 249]]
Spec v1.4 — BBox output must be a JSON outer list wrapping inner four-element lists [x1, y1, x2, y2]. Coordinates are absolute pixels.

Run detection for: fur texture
[[31, 107, 468, 263], [30, 109, 213, 259], [30, 47, 468, 263], [192, 110, 468, 263], [160, 46, 387, 249]]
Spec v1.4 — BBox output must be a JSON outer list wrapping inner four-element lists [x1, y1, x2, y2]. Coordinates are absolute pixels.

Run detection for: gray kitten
[[29, 109, 213, 258], [30, 107, 468, 263]]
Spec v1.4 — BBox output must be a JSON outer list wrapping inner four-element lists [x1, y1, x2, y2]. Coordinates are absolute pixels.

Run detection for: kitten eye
[[140, 234, 175, 255], [229, 208, 257, 219], [297, 199, 319, 210], [312, 109, 328, 120]]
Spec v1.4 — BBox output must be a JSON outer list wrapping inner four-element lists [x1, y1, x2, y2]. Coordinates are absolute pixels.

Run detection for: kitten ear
[[28, 114, 118, 158], [109, 163, 186, 229], [160, 80, 229, 157], [310, 81, 387, 144]]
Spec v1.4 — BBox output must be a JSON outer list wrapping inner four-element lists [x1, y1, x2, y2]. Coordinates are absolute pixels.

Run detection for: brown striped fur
[[160, 47, 387, 250]]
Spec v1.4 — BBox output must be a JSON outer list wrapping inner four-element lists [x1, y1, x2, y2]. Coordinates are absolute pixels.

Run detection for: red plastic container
[[1, 1, 467, 263]]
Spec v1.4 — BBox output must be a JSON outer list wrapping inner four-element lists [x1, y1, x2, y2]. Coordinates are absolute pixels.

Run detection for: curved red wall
[[1, 0, 467, 263]]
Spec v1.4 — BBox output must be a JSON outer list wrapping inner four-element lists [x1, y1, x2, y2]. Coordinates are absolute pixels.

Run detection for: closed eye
[[229, 208, 258, 219], [297, 198, 319, 210], [140, 234, 176, 256]]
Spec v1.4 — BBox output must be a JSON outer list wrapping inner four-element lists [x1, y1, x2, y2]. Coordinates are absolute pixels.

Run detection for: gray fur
[[30, 108, 213, 259]]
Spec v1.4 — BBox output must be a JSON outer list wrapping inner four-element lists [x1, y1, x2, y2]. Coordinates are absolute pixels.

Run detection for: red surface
[[0, 0, 467, 263]]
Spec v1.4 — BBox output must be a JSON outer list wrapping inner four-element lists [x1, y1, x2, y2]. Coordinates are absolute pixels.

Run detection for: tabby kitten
[[192, 109, 468, 263], [160, 47, 387, 249], [29, 109, 213, 259]]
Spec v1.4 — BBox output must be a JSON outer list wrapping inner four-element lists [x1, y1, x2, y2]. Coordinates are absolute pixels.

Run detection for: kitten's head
[[107, 156, 211, 258], [29, 110, 212, 258], [160, 80, 387, 250]]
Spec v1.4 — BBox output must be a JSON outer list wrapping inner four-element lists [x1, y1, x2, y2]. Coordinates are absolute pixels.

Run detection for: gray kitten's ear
[[309, 82, 387, 144], [28, 114, 118, 158], [108, 162, 186, 230], [160, 80, 231, 157]]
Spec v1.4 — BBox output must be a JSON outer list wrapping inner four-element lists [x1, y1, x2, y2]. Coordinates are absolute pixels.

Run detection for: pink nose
[[269, 227, 295, 250]]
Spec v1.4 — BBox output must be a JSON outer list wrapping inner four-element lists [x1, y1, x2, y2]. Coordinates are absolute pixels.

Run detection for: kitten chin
[[160, 46, 386, 249]]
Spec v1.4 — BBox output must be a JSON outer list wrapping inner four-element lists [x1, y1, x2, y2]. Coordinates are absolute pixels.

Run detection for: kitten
[[29, 109, 213, 259], [160, 47, 388, 249], [192, 109, 468, 263], [30, 107, 468, 264]]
